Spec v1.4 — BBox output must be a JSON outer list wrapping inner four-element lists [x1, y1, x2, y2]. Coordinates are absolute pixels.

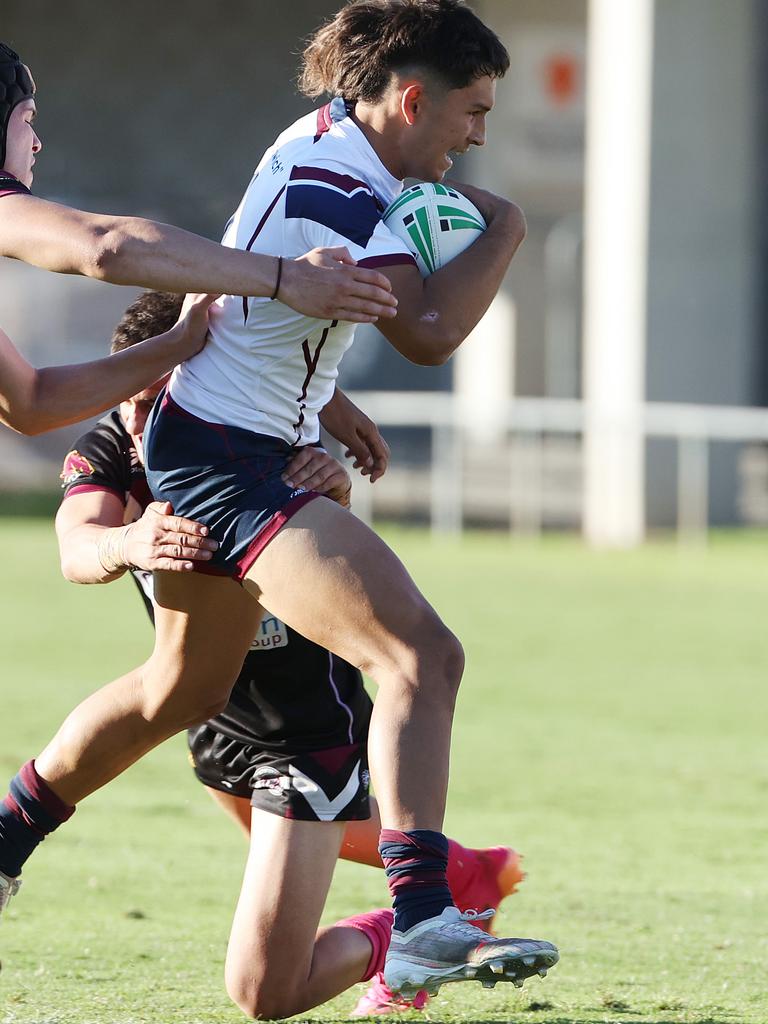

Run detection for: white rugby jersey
[[170, 98, 416, 444]]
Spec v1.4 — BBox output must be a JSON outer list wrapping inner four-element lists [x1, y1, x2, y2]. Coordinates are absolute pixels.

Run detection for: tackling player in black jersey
[[53, 291, 527, 1018]]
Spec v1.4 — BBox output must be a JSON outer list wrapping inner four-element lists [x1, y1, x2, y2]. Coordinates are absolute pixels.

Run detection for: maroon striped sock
[[0, 760, 75, 878], [378, 828, 453, 932]]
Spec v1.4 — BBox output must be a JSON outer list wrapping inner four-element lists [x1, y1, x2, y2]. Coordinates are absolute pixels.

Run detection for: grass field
[[0, 520, 766, 1024]]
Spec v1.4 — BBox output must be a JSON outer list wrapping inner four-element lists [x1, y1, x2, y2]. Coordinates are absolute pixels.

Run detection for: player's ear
[[400, 83, 424, 126]]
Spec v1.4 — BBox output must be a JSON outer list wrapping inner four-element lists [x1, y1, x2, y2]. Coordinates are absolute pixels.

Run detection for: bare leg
[[245, 500, 464, 831], [36, 498, 462, 839], [225, 808, 373, 1020], [36, 573, 262, 803], [341, 796, 383, 868], [210, 788, 385, 867]]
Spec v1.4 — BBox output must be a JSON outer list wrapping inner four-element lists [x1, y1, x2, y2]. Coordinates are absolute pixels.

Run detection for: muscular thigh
[[244, 499, 443, 676]]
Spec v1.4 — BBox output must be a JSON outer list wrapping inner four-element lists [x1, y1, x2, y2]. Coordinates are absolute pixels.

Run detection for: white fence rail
[[345, 391, 768, 542]]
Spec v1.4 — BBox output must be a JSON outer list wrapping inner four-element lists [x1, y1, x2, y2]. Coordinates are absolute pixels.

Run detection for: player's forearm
[[26, 334, 180, 436], [58, 523, 129, 585], [0, 196, 277, 295], [91, 217, 279, 296], [0, 333, 38, 434], [385, 203, 525, 366]]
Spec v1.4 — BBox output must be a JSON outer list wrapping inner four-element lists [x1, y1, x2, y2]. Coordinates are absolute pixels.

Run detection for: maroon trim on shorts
[[193, 561, 233, 578], [234, 490, 322, 582], [63, 483, 126, 504], [357, 253, 418, 270], [161, 391, 231, 438]]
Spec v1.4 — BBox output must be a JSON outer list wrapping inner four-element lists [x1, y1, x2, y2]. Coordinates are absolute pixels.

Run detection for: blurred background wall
[[2, 0, 766, 536]]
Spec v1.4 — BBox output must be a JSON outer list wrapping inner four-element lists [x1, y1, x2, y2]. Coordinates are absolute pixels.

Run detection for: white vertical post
[[676, 435, 709, 545], [430, 420, 463, 536], [510, 433, 544, 537], [582, 0, 654, 547]]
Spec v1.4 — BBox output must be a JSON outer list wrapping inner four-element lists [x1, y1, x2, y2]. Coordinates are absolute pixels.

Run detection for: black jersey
[[60, 412, 371, 754], [0, 171, 30, 197]]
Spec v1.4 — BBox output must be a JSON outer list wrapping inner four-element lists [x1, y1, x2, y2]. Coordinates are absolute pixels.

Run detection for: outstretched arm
[[375, 184, 525, 365], [0, 194, 398, 323], [0, 295, 213, 436]]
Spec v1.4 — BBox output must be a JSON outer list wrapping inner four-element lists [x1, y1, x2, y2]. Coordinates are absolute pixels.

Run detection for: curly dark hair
[[110, 290, 184, 354], [299, 0, 509, 103]]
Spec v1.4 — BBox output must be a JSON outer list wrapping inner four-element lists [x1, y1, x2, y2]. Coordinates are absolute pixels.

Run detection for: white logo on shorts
[[250, 616, 289, 651], [252, 767, 291, 792]]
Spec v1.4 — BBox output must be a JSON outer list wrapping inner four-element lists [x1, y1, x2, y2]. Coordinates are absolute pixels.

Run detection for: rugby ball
[[382, 182, 486, 276]]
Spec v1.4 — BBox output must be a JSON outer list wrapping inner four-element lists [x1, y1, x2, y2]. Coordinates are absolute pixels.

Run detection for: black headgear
[[0, 43, 35, 169]]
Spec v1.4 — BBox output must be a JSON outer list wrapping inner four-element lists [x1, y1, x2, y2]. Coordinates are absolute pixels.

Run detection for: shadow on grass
[[371, 1019, 738, 1024], [293, 1018, 737, 1024]]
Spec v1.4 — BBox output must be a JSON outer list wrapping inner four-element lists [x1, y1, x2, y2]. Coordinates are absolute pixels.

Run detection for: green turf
[[0, 520, 766, 1023]]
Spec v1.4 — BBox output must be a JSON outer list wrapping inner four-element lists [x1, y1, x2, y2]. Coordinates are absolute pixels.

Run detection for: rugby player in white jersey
[[0, 1, 560, 1005], [0, 41, 397, 436], [55, 289, 528, 1018]]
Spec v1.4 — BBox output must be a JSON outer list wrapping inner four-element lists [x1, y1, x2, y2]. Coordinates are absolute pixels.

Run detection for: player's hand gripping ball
[[382, 182, 486, 276]]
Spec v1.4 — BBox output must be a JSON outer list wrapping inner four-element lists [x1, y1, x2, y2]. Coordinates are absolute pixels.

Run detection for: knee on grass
[[226, 973, 304, 1021]]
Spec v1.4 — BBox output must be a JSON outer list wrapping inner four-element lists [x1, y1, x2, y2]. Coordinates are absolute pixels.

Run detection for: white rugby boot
[[0, 869, 20, 918], [384, 906, 559, 999]]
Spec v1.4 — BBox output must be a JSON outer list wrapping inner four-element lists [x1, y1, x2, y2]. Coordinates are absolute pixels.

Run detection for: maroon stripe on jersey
[[64, 483, 126, 504], [357, 253, 418, 270], [313, 103, 334, 142], [234, 490, 322, 581], [289, 165, 372, 196], [291, 321, 337, 442], [241, 183, 287, 323]]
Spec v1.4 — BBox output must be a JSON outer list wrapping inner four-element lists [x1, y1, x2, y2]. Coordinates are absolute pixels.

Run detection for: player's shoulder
[[73, 410, 129, 453], [60, 411, 130, 481]]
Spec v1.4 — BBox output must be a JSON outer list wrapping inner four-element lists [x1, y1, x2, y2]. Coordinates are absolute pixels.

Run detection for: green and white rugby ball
[[382, 182, 486, 276]]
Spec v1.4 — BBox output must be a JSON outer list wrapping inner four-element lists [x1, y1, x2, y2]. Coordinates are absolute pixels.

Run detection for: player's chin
[[423, 162, 451, 184], [435, 154, 455, 181]]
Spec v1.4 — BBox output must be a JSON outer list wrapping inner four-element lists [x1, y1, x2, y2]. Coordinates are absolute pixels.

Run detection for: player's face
[[4, 96, 41, 187], [403, 75, 495, 182], [119, 378, 168, 465]]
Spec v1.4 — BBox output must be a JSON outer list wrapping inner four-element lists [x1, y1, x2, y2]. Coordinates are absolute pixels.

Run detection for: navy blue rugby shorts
[[144, 392, 322, 582]]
